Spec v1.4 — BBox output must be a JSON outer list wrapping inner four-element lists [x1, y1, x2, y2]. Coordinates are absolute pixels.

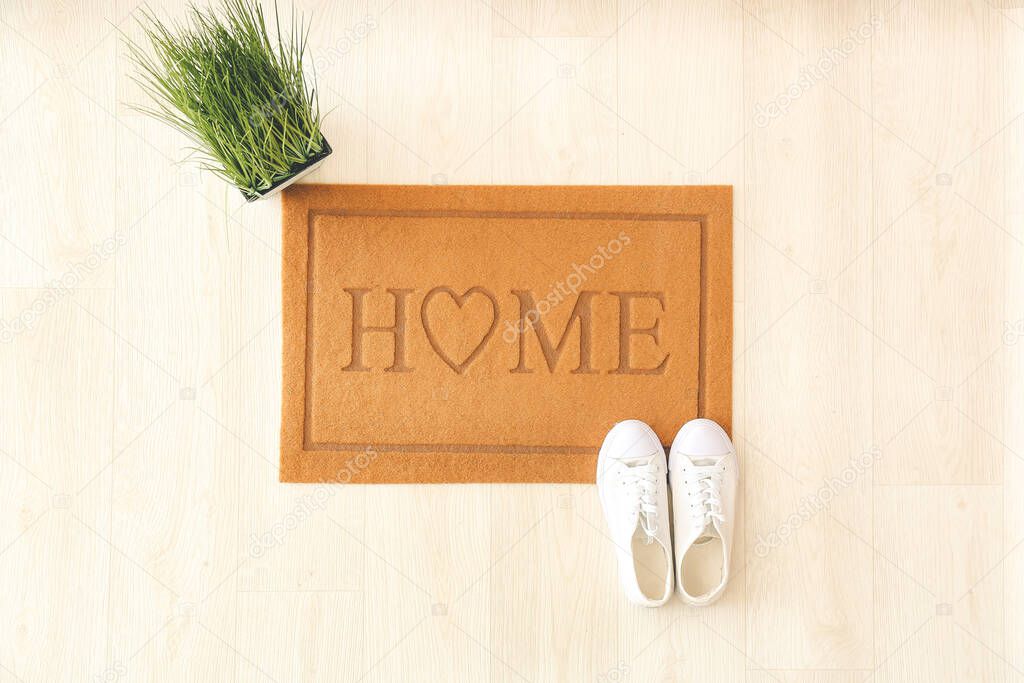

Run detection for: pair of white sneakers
[[597, 418, 738, 607]]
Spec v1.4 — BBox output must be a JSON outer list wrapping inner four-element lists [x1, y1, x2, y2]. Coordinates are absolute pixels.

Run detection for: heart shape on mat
[[420, 286, 499, 374]]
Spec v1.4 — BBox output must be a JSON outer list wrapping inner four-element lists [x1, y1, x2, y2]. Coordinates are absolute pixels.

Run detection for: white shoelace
[[685, 463, 725, 528], [618, 454, 660, 542]]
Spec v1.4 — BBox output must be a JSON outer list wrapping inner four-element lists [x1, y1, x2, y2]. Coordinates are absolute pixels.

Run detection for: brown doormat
[[281, 185, 731, 484]]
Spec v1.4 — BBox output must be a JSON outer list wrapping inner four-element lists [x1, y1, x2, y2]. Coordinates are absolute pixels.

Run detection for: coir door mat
[[281, 185, 731, 483]]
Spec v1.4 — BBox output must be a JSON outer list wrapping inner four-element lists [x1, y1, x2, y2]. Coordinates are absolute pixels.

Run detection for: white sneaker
[[597, 420, 673, 607], [668, 418, 738, 605]]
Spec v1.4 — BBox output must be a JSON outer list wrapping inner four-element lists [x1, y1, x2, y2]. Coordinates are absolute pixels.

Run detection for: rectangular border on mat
[[304, 211, 705, 454], [281, 185, 732, 484]]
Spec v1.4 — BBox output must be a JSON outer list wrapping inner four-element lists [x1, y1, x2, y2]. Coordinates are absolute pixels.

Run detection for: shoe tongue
[[693, 522, 720, 545], [633, 523, 657, 546]]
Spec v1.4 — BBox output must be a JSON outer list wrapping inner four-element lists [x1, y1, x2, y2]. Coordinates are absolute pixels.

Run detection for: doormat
[[281, 185, 731, 483]]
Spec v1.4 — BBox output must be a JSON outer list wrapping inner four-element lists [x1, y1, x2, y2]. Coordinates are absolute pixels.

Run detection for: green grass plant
[[124, 0, 327, 200]]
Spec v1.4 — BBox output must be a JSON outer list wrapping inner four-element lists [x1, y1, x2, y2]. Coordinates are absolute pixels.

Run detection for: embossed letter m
[[511, 290, 597, 374]]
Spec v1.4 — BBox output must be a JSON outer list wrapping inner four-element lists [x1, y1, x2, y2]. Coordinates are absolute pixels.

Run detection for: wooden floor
[[1, 0, 1022, 680]]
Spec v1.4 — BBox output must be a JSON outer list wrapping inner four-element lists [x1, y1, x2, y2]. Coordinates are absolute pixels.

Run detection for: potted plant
[[124, 0, 330, 201]]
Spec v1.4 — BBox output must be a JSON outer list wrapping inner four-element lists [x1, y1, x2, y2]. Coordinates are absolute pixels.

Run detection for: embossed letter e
[[342, 288, 414, 372]]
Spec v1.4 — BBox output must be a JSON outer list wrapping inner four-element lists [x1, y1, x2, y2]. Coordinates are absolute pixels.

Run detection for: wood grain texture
[[744, 0, 873, 669], [0, 0, 1018, 680], [1002, 7, 1024, 682]]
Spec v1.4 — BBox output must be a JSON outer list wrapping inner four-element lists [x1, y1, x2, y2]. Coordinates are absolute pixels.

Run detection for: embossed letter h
[[342, 288, 414, 372]]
